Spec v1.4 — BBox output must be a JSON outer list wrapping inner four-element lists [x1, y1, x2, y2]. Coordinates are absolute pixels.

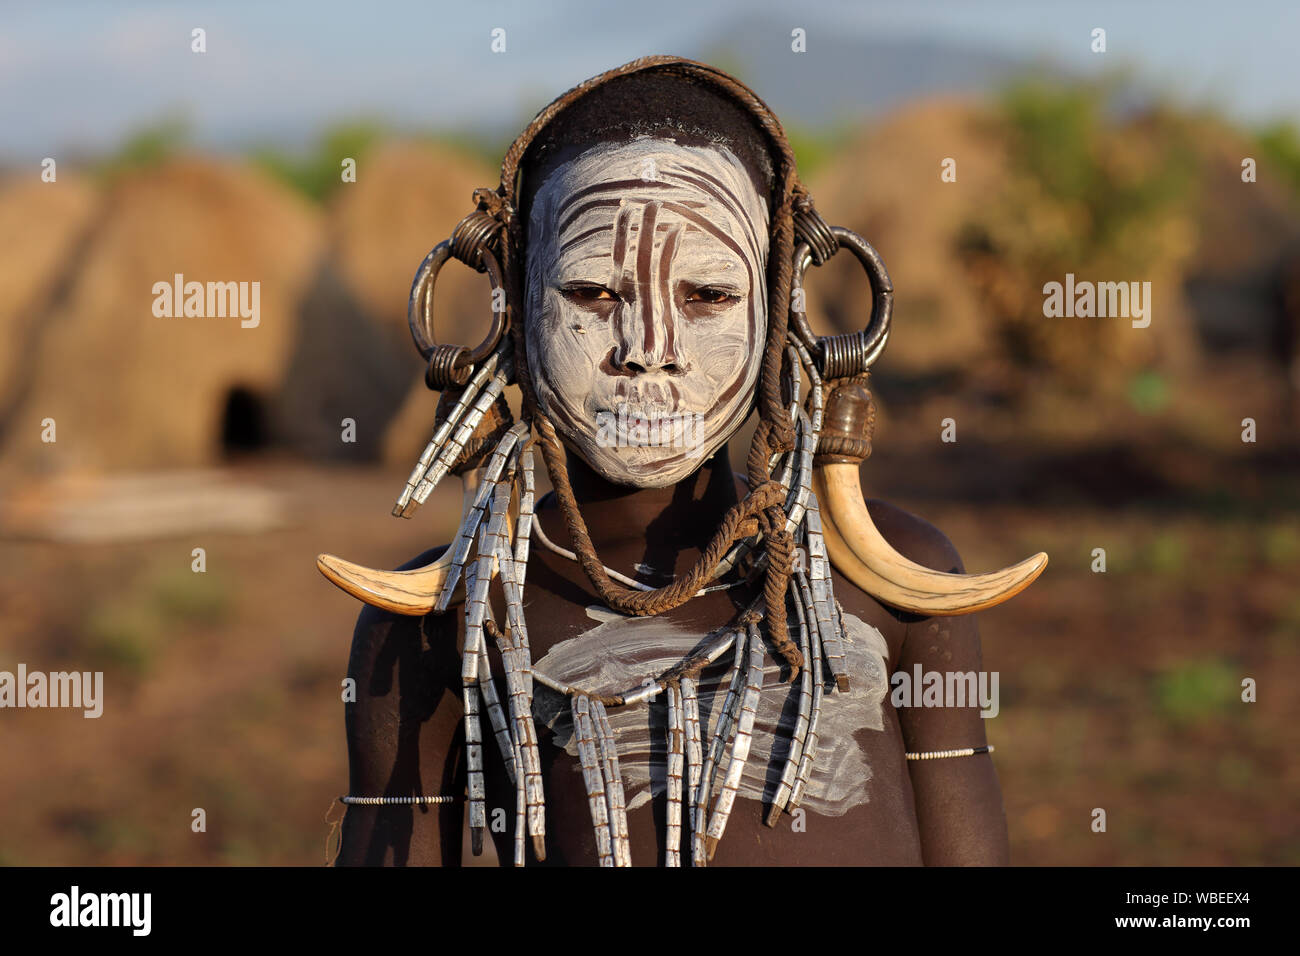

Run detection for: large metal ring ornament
[[407, 239, 509, 388], [791, 226, 893, 380]]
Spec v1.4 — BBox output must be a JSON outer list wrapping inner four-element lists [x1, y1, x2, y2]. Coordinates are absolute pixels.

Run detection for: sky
[[2, 0, 1298, 161]]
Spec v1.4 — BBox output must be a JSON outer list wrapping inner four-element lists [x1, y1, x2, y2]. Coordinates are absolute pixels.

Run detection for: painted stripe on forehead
[[559, 224, 613, 256], [610, 202, 633, 273], [555, 180, 679, 236], [659, 166, 765, 272], [634, 202, 659, 354], [555, 173, 763, 253]]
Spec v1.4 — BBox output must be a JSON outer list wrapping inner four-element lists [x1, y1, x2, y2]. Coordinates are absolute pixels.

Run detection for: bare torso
[[336, 452, 1010, 866]]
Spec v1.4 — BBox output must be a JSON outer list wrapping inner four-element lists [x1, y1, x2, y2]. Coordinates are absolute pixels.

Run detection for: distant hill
[[694, 19, 1046, 126]]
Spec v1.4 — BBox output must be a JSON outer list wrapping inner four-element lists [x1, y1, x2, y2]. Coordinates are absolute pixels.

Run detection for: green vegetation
[[80, 564, 231, 678], [83, 602, 157, 677], [253, 121, 386, 202], [153, 565, 231, 624], [93, 115, 192, 182], [955, 74, 1200, 393], [1255, 121, 1300, 201], [1127, 370, 1171, 413], [999, 77, 1198, 250], [786, 123, 853, 180], [1152, 658, 1241, 724]]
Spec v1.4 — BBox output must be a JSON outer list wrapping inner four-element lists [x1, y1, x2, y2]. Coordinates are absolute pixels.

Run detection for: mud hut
[[810, 97, 1204, 399], [0, 173, 102, 458], [325, 141, 500, 466], [0, 157, 324, 475]]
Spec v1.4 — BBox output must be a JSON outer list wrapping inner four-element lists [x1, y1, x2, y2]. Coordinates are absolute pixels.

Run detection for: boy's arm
[[892, 526, 1011, 865], [335, 551, 465, 866]]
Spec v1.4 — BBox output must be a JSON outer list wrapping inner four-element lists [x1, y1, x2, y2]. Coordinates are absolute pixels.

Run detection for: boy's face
[[525, 138, 770, 488]]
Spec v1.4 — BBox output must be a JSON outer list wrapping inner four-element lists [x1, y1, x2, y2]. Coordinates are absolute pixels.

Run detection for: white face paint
[[525, 138, 770, 487]]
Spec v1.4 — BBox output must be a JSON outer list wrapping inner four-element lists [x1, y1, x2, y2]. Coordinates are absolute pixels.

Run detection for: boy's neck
[[549, 445, 740, 576]]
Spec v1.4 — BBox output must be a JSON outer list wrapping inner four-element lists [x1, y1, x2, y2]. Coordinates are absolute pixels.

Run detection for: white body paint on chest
[[531, 606, 890, 816]]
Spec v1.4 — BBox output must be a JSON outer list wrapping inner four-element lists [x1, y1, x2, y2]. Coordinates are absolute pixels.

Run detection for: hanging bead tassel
[[804, 492, 849, 691], [665, 683, 685, 867], [491, 613, 546, 861], [789, 569, 825, 812], [511, 735, 526, 867], [767, 576, 814, 826], [591, 699, 631, 867], [394, 342, 510, 516], [692, 625, 748, 867], [461, 555, 487, 856], [705, 621, 766, 860], [460, 440, 523, 858], [473, 436, 545, 862], [502, 447, 535, 698], [404, 349, 513, 515], [434, 422, 528, 614], [490, 473, 546, 860], [474, 484, 517, 784], [680, 676, 704, 865], [572, 695, 615, 867], [513, 445, 536, 587], [478, 650, 516, 785]]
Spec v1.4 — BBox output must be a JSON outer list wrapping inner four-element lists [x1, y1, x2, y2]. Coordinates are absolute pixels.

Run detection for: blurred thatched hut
[[0, 157, 323, 475], [325, 141, 499, 466]]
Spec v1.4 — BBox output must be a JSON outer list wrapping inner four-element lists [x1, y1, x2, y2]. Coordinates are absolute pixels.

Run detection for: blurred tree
[[955, 76, 1199, 400], [1255, 122, 1300, 202], [254, 121, 386, 203], [95, 114, 192, 181]]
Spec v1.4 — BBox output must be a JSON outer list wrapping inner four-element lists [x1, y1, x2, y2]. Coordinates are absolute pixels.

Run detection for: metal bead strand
[[692, 625, 748, 867], [680, 677, 704, 867], [460, 557, 487, 856], [571, 695, 615, 867], [789, 569, 825, 812], [407, 358, 513, 512], [434, 422, 527, 614], [473, 485, 517, 783], [665, 683, 685, 867], [704, 621, 766, 860], [492, 616, 547, 861], [591, 699, 631, 867], [393, 342, 507, 515], [767, 576, 814, 826], [477, 650, 516, 785], [804, 492, 849, 691]]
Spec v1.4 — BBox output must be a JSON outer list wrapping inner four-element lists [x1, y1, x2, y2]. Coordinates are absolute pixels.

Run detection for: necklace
[[529, 499, 747, 597]]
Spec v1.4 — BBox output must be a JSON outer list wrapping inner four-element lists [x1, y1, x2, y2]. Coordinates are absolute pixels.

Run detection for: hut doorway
[[219, 385, 268, 455]]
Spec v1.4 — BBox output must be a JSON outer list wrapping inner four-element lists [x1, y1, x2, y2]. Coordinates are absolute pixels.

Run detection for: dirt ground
[[1, 426, 1295, 865]]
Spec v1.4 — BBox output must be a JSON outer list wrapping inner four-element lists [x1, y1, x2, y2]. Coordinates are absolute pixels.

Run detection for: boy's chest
[[473, 574, 920, 865]]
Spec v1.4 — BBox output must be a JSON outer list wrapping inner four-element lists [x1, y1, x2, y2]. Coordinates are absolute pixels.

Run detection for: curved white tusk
[[318, 471, 485, 616], [316, 550, 452, 617], [813, 463, 1048, 616]]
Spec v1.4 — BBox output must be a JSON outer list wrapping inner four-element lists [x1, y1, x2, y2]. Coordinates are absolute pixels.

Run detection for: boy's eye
[[562, 284, 618, 303], [685, 287, 738, 305]]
